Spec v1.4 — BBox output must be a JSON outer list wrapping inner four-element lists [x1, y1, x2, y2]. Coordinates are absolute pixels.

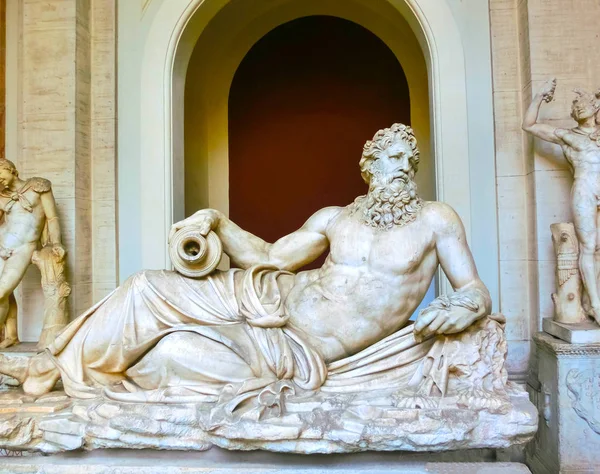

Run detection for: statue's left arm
[[171, 207, 343, 271], [39, 188, 62, 246], [413, 203, 491, 340]]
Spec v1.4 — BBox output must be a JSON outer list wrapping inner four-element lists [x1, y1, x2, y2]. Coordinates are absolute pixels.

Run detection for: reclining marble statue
[[0, 124, 536, 453]]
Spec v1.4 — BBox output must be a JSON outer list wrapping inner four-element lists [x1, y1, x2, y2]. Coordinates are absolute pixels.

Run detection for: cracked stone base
[[0, 388, 537, 455]]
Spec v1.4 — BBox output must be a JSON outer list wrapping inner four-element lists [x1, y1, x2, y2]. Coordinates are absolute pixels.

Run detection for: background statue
[[0, 159, 67, 348], [523, 79, 600, 325]]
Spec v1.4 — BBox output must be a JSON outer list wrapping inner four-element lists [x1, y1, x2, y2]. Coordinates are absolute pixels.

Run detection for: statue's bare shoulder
[[307, 205, 345, 235], [28, 177, 52, 194], [420, 201, 466, 239], [315, 205, 345, 224]]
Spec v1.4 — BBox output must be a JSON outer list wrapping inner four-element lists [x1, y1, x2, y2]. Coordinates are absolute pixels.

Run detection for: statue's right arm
[[171, 206, 343, 271], [522, 78, 562, 144]]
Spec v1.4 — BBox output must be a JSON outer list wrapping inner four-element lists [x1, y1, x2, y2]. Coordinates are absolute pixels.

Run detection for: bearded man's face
[[351, 138, 422, 230], [368, 140, 415, 188]]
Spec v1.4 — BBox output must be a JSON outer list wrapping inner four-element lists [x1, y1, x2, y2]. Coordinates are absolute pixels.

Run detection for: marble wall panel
[[497, 176, 528, 261], [532, 169, 572, 262], [500, 260, 531, 341], [490, 0, 535, 374], [11, 0, 117, 341], [22, 0, 75, 30], [490, 8, 520, 92], [494, 91, 526, 176], [489, 0, 516, 11], [90, 0, 118, 297], [0, 0, 5, 156]]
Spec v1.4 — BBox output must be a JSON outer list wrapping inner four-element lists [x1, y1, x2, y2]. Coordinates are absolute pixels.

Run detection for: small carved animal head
[[571, 88, 600, 122], [33, 245, 67, 265]]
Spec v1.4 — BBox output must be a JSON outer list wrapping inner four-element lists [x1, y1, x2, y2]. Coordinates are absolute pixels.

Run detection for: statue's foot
[[0, 352, 28, 383], [22, 354, 60, 397], [0, 337, 19, 349]]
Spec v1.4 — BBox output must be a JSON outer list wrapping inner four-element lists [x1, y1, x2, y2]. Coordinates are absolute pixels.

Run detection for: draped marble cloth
[[46, 266, 499, 403]]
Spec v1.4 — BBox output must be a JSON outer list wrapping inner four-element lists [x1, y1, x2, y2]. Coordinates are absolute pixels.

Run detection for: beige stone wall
[[490, 0, 600, 375], [490, 0, 537, 380], [10, 0, 595, 358], [6, 0, 117, 341]]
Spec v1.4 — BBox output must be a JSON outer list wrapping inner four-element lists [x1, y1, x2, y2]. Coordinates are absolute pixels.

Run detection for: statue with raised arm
[[523, 79, 600, 324], [0, 125, 535, 454], [0, 159, 66, 348]]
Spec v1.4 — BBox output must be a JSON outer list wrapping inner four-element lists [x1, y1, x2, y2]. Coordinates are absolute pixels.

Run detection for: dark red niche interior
[[228, 15, 410, 269]]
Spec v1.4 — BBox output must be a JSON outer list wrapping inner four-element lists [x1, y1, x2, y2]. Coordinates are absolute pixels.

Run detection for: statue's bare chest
[[326, 212, 435, 274], [0, 189, 42, 216], [563, 133, 600, 166]]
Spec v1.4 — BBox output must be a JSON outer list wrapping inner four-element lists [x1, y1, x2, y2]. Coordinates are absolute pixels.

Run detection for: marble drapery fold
[[44, 266, 506, 406]]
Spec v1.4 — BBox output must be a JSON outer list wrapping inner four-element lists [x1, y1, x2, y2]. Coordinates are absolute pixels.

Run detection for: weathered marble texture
[[0, 383, 535, 454], [0, 123, 536, 455], [528, 333, 600, 474]]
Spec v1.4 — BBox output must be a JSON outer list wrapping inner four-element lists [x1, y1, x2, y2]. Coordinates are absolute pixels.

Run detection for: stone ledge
[[0, 449, 531, 473], [542, 318, 600, 344]]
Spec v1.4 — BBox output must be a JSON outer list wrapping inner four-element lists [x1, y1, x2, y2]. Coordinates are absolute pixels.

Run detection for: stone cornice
[[534, 332, 600, 357]]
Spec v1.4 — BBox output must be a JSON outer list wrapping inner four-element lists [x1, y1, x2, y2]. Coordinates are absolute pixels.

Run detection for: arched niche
[[136, 0, 497, 302], [220, 15, 422, 272], [185, 13, 430, 232], [182, 1, 432, 220]]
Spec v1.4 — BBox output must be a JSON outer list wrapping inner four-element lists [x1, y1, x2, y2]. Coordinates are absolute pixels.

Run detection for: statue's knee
[[580, 242, 596, 256], [153, 332, 198, 356]]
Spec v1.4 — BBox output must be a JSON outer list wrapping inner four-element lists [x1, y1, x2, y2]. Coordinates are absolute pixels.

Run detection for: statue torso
[[284, 204, 439, 363], [561, 128, 600, 179], [0, 182, 47, 248]]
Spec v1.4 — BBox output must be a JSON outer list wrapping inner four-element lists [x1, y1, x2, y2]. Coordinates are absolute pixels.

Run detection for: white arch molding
[[138, 0, 480, 295]]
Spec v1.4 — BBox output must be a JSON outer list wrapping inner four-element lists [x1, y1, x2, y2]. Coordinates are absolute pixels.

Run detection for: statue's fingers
[[437, 317, 467, 335], [437, 320, 454, 334], [413, 310, 439, 333], [421, 313, 446, 338], [427, 314, 447, 334], [198, 220, 212, 236]]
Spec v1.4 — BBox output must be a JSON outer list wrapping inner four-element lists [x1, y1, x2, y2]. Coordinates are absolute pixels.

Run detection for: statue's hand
[[413, 307, 479, 341], [539, 77, 557, 103], [168, 209, 221, 244]]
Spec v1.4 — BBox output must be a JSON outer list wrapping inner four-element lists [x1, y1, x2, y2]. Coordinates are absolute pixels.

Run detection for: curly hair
[[571, 88, 600, 121], [359, 123, 420, 185], [0, 159, 18, 177]]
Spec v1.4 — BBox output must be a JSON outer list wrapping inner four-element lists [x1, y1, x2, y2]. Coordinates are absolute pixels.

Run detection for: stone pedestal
[[528, 333, 600, 473], [542, 318, 600, 344]]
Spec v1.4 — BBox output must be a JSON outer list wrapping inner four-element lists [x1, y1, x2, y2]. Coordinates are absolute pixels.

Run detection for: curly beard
[[349, 173, 422, 230]]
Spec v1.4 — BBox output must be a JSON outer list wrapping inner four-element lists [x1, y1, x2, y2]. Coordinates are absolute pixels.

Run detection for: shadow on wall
[[228, 16, 412, 269]]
